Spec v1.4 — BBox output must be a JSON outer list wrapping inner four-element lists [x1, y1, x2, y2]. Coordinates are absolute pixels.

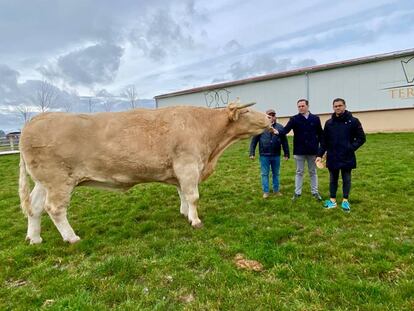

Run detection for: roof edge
[[154, 48, 414, 99]]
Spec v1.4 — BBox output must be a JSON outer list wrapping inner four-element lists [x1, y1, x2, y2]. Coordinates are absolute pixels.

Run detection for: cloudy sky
[[1, 0, 414, 131]]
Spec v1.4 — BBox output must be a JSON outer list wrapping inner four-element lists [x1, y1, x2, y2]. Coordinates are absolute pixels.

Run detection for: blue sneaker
[[341, 200, 351, 212], [323, 200, 337, 209]]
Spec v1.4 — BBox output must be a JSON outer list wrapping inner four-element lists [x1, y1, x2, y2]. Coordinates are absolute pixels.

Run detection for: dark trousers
[[329, 168, 352, 199]]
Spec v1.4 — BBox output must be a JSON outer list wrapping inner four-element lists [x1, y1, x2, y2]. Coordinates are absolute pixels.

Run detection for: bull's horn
[[237, 102, 256, 109]]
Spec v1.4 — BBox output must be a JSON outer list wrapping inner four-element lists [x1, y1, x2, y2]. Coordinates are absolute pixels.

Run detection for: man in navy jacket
[[316, 98, 366, 212], [249, 109, 290, 198], [279, 99, 323, 201]]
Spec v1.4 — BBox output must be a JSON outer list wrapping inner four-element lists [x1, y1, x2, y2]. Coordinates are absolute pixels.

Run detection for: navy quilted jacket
[[281, 113, 323, 155], [317, 110, 366, 169], [249, 123, 290, 157]]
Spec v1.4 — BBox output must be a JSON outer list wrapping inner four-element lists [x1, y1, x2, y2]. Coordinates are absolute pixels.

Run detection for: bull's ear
[[227, 101, 240, 121]]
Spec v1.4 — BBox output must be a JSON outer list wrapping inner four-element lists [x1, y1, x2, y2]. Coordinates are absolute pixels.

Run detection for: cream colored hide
[[19, 103, 271, 244]]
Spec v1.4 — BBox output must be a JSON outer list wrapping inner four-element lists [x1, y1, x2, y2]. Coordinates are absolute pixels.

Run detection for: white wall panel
[[157, 55, 414, 117]]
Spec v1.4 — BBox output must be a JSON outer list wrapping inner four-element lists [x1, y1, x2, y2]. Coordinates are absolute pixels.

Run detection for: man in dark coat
[[316, 98, 366, 212], [278, 99, 323, 201], [250, 109, 290, 198]]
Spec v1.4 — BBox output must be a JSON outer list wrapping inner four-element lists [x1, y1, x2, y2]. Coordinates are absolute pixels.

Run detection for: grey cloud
[[228, 55, 313, 80], [149, 46, 167, 62], [184, 0, 209, 23], [95, 89, 114, 98], [152, 2, 412, 90], [41, 43, 124, 87], [253, 1, 414, 55], [0, 64, 19, 89], [296, 59, 318, 68], [129, 6, 204, 61], [0, 65, 20, 103], [211, 77, 228, 84], [182, 74, 196, 80], [0, 111, 22, 132], [0, 0, 159, 56], [224, 40, 242, 52], [19, 80, 79, 111], [76, 97, 155, 113], [0, 70, 80, 115]]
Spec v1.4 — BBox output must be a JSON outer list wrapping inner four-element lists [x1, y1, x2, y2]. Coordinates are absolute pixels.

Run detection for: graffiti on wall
[[204, 89, 231, 108]]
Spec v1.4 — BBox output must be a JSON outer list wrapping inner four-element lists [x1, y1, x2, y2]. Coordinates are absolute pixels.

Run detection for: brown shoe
[[262, 192, 270, 199], [273, 192, 283, 196]]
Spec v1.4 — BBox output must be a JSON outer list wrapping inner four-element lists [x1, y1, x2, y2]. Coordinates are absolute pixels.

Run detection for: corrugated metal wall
[[156, 55, 414, 120]]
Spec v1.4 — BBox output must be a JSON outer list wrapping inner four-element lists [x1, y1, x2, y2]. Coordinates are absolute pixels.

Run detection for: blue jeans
[[259, 155, 281, 193]]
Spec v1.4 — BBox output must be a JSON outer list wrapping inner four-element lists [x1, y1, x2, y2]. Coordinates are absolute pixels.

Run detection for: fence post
[[9, 137, 14, 151]]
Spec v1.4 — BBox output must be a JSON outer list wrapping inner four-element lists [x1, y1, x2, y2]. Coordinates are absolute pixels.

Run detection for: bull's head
[[227, 99, 256, 121], [226, 99, 272, 137]]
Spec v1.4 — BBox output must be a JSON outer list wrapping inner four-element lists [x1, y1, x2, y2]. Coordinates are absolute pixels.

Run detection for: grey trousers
[[294, 155, 318, 195]]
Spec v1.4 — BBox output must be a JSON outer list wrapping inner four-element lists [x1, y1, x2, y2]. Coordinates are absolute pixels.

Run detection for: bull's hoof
[[64, 235, 81, 244], [26, 236, 43, 244], [191, 221, 204, 229]]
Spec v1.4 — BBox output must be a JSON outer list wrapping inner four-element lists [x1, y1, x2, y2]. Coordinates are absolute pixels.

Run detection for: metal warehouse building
[[154, 49, 414, 133]]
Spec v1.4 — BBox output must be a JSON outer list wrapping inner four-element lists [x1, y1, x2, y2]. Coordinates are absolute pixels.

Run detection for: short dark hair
[[297, 99, 309, 106], [332, 98, 346, 106]]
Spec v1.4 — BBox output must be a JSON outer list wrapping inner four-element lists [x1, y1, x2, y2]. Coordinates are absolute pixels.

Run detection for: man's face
[[333, 100, 346, 115], [297, 101, 309, 114], [267, 112, 276, 123]]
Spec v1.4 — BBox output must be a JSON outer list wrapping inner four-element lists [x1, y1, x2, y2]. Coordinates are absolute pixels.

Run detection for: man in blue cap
[[249, 109, 290, 198]]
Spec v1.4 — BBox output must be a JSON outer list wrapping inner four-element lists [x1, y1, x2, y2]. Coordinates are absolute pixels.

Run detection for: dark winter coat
[[281, 113, 323, 155], [318, 110, 366, 170], [249, 123, 290, 157]]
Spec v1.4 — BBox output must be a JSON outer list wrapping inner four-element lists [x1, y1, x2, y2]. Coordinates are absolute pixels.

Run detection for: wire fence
[[0, 136, 20, 155]]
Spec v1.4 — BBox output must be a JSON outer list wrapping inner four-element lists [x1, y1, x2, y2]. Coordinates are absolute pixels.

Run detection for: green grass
[[1, 133, 414, 310]]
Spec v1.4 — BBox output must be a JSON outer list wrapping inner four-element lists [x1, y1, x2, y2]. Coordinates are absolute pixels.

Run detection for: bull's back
[[20, 109, 213, 185]]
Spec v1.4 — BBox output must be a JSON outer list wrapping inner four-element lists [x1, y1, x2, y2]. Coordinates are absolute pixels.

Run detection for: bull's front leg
[[174, 162, 203, 228], [184, 185, 202, 228], [177, 187, 189, 217]]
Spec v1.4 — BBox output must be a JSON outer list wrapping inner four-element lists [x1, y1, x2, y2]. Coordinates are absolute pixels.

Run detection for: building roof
[[154, 48, 414, 100]]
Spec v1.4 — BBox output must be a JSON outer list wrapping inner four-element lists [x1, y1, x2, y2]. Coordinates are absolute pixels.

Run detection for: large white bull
[[19, 102, 271, 244]]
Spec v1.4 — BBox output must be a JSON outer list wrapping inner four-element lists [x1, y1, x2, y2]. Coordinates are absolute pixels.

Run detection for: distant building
[[6, 131, 21, 140], [0, 131, 20, 154], [154, 49, 414, 133]]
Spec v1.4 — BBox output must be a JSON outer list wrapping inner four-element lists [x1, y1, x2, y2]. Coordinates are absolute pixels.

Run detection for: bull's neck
[[207, 113, 241, 164]]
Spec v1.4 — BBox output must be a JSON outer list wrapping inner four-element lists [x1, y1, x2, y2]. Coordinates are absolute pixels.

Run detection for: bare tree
[[123, 85, 139, 109], [59, 89, 81, 113], [86, 97, 95, 113], [102, 99, 113, 112], [34, 80, 58, 112], [62, 100, 73, 112], [16, 104, 32, 124], [69, 90, 80, 113]]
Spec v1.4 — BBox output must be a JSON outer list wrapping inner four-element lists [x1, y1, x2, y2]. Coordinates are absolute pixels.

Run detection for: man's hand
[[315, 156, 325, 169], [283, 156, 289, 161], [272, 128, 279, 135], [249, 155, 255, 160]]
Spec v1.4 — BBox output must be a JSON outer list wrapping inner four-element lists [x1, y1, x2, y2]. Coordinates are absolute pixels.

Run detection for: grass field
[[1, 133, 413, 310]]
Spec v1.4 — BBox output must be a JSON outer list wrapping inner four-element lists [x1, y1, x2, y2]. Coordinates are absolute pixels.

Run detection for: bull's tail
[[19, 153, 32, 216]]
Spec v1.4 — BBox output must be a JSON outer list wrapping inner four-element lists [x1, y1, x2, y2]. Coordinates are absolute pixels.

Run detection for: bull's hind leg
[[44, 184, 80, 243], [26, 182, 46, 244], [177, 187, 189, 217]]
